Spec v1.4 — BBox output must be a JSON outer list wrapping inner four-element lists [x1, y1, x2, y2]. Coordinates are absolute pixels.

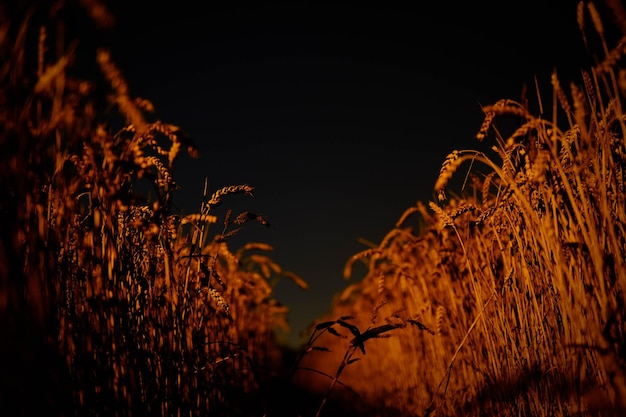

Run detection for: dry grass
[[3, 1, 626, 417], [0, 2, 305, 416], [295, 2, 626, 416]]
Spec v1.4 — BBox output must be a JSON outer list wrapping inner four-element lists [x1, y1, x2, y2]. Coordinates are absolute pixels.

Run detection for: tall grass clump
[[296, 2, 626, 416], [0, 2, 305, 416]]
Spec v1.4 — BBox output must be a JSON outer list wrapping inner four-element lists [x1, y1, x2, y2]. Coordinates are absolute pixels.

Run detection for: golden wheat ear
[[203, 184, 255, 213], [343, 248, 381, 280]]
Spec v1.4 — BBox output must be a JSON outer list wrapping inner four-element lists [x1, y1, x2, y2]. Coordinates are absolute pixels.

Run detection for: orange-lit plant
[[298, 2, 626, 416], [0, 2, 305, 416]]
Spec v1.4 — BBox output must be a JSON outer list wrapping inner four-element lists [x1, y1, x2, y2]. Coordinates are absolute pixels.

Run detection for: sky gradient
[[102, 2, 595, 347]]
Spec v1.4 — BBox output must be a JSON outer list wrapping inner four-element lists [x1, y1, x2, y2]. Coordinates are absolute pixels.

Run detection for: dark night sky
[[97, 1, 597, 347]]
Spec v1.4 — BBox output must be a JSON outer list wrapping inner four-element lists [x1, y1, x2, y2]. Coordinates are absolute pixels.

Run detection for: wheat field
[[2, 1, 626, 416]]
